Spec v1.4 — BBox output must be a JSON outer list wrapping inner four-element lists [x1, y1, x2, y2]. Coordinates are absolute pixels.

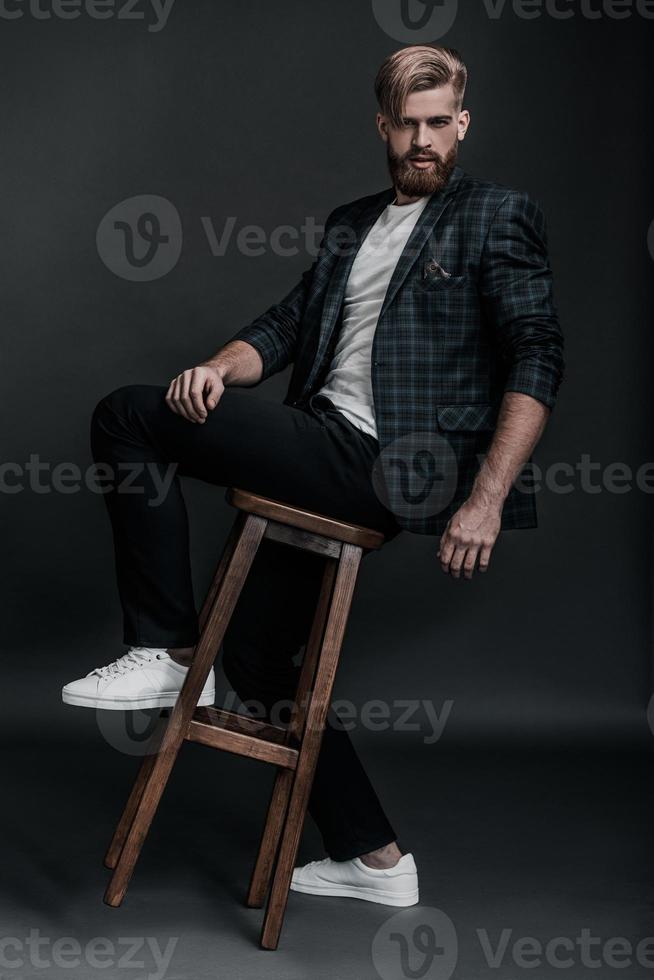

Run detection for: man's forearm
[[470, 391, 549, 510], [204, 340, 264, 386]]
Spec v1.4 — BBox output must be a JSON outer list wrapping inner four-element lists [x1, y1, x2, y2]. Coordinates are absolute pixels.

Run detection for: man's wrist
[[203, 356, 230, 383], [468, 483, 505, 513]]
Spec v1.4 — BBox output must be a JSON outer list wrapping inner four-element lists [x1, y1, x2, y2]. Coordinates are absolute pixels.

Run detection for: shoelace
[[88, 647, 165, 678]]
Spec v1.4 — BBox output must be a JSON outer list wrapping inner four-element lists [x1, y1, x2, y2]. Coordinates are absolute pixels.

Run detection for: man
[[63, 45, 564, 908]]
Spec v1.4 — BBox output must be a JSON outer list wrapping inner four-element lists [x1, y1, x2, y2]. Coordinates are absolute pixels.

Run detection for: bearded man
[[63, 44, 564, 908]]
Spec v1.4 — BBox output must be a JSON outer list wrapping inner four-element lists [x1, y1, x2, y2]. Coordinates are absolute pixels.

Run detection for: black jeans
[[90, 384, 400, 861]]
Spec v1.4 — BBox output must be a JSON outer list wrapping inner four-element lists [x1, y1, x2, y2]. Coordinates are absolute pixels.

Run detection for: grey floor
[[3, 728, 654, 980]]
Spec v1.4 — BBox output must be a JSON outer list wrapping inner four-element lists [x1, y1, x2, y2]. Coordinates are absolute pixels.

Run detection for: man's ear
[[457, 110, 470, 141], [376, 112, 389, 143]]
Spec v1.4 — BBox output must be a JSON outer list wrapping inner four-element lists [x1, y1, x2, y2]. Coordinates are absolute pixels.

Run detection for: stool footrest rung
[[194, 706, 288, 743], [185, 707, 298, 770]]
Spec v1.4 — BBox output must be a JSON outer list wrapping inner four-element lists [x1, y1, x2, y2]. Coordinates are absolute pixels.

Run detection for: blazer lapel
[[378, 165, 464, 320], [313, 187, 396, 367]]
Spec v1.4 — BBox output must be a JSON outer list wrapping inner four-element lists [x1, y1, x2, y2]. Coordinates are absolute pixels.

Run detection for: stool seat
[[227, 488, 384, 551]]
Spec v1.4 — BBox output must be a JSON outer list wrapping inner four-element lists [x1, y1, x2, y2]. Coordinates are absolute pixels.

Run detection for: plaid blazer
[[230, 166, 564, 534]]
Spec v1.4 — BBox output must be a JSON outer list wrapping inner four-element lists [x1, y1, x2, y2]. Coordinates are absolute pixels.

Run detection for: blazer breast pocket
[[413, 273, 469, 292]]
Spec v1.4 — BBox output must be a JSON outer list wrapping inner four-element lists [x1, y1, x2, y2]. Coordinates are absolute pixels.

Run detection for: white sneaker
[[290, 853, 419, 907], [61, 647, 215, 710]]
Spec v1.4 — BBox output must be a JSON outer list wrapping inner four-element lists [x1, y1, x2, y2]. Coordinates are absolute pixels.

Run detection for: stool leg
[[103, 514, 244, 871], [246, 558, 338, 908], [103, 514, 267, 908], [260, 543, 363, 950], [104, 739, 159, 870], [246, 768, 294, 909], [198, 512, 246, 633], [287, 559, 339, 744]]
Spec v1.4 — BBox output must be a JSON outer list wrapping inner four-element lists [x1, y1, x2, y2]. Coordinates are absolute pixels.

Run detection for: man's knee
[[91, 384, 162, 430]]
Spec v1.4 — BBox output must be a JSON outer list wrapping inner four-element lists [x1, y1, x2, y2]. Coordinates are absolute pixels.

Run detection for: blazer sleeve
[[227, 205, 345, 381], [479, 190, 565, 410], [226, 263, 316, 381]]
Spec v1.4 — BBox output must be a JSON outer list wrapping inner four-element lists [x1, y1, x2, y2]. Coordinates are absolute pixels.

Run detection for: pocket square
[[423, 257, 451, 280]]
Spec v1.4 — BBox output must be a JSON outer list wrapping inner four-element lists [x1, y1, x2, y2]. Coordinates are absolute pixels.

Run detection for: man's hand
[[166, 363, 225, 423], [437, 497, 502, 579], [437, 391, 550, 578], [165, 341, 264, 423]]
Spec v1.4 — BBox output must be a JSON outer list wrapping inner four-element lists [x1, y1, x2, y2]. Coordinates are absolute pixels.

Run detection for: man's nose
[[412, 124, 432, 149]]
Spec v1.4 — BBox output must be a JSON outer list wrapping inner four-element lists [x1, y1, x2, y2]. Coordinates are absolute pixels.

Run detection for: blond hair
[[374, 45, 467, 126]]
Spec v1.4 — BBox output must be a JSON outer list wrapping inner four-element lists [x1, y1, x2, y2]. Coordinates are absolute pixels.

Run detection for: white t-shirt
[[318, 193, 432, 440]]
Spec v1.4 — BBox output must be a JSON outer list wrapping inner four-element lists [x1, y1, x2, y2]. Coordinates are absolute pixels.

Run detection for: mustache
[[387, 143, 450, 167], [387, 145, 443, 165]]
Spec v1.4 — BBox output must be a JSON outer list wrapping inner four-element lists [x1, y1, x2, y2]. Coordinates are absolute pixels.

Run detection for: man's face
[[377, 84, 470, 200]]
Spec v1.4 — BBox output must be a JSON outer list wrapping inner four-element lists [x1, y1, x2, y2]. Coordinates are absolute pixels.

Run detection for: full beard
[[387, 139, 459, 198]]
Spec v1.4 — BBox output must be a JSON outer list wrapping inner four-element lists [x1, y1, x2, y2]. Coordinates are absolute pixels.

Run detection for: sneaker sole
[[61, 689, 216, 710], [289, 879, 419, 907]]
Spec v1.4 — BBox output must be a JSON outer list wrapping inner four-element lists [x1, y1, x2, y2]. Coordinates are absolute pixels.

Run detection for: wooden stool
[[102, 487, 384, 950]]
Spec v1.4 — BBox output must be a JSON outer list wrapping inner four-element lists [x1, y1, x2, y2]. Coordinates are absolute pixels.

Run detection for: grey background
[[1, 1, 653, 978], [2, 0, 652, 739]]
